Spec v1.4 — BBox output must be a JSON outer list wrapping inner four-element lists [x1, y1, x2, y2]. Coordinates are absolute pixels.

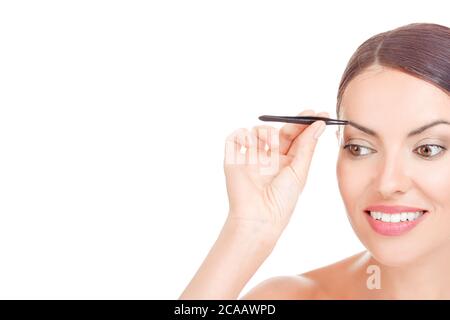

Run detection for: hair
[[336, 22, 450, 118]]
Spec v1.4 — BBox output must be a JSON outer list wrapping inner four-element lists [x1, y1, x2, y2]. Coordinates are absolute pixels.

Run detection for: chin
[[348, 216, 434, 268], [364, 240, 426, 267]]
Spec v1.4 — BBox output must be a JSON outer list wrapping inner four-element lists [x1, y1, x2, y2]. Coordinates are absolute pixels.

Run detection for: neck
[[367, 243, 450, 299]]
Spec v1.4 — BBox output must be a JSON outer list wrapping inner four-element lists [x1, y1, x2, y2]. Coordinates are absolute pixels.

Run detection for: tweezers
[[258, 115, 349, 125]]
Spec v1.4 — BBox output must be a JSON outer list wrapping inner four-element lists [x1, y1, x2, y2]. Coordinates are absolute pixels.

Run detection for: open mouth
[[363, 210, 429, 236], [364, 210, 428, 223]]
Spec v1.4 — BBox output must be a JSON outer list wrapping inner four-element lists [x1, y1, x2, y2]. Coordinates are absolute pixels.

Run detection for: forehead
[[340, 66, 450, 122]]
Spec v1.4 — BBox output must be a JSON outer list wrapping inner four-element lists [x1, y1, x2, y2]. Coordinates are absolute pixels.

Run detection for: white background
[[0, 1, 448, 299]]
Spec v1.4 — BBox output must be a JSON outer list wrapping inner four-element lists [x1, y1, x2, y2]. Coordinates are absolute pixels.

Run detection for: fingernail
[[313, 122, 326, 139]]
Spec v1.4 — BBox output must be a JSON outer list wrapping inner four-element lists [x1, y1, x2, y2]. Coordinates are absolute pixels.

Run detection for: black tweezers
[[258, 115, 349, 125]]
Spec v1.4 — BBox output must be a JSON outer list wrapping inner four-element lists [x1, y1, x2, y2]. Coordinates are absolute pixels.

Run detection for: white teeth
[[369, 211, 424, 223], [400, 212, 408, 222]]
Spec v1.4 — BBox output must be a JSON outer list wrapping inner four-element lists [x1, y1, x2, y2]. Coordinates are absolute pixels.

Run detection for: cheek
[[415, 161, 450, 200], [412, 160, 450, 220], [336, 153, 450, 266], [336, 155, 370, 211]]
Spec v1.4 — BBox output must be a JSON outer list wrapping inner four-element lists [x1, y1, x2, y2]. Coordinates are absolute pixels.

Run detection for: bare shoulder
[[299, 250, 371, 298], [240, 251, 370, 300], [239, 274, 321, 300]]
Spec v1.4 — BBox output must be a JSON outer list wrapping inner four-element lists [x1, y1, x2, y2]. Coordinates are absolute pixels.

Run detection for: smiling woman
[[335, 23, 450, 297], [180, 22, 450, 300]]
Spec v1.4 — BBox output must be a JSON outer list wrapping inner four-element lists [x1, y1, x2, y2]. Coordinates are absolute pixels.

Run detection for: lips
[[363, 205, 429, 236], [364, 205, 427, 213]]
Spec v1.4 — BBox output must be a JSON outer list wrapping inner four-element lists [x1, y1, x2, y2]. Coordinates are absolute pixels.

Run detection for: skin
[[243, 65, 450, 299], [180, 64, 450, 300], [334, 65, 450, 299]]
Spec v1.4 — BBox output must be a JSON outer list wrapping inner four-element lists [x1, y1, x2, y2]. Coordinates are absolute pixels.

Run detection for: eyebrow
[[346, 120, 450, 138]]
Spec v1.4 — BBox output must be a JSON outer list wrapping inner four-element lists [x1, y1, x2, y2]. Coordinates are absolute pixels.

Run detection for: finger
[[251, 126, 272, 170], [270, 119, 326, 196], [251, 125, 280, 156], [251, 125, 279, 152], [251, 125, 270, 152], [286, 117, 326, 187], [269, 111, 328, 199], [246, 129, 259, 165], [265, 126, 280, 157], [224, 128, 251, 166], [287, 111, 329, 157], [279, 109, 315, 154]]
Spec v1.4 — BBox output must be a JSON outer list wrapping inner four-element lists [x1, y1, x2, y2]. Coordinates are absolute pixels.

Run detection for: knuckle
[[299, 109, 315, 115], [253, 125, 272, 133], [226, 128, 246, 141]]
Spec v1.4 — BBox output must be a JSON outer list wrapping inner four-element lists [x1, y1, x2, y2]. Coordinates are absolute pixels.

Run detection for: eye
[[342, 144, 375, 157], [414, 144, 446, 159]]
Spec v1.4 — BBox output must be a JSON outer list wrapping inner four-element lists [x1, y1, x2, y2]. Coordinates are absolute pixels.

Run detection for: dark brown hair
[[336, 23, 450, 118]]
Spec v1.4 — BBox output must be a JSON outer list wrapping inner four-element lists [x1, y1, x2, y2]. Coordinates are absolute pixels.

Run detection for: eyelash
[[342, 143, 447, 159]]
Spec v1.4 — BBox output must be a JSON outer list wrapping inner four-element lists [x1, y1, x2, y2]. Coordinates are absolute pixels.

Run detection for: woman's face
[[336, 65, 450, 267]]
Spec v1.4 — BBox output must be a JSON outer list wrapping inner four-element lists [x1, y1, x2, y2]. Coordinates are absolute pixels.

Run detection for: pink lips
[[364, 205, 429, 236], [365, 205, 427, 213]]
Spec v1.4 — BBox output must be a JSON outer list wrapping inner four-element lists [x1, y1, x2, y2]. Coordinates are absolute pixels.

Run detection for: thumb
[[272, 120, 326, 193]]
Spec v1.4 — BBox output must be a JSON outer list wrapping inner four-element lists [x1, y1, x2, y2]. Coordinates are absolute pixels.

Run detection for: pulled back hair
[[336, 23, 450, 118]]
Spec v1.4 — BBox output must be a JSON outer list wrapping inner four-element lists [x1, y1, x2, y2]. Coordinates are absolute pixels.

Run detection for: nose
[[375, 153, 412, 199]]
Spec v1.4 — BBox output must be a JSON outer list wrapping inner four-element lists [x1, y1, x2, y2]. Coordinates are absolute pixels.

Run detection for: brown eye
[[415, 144, 445, 158], [343, 144, 373, 157]]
